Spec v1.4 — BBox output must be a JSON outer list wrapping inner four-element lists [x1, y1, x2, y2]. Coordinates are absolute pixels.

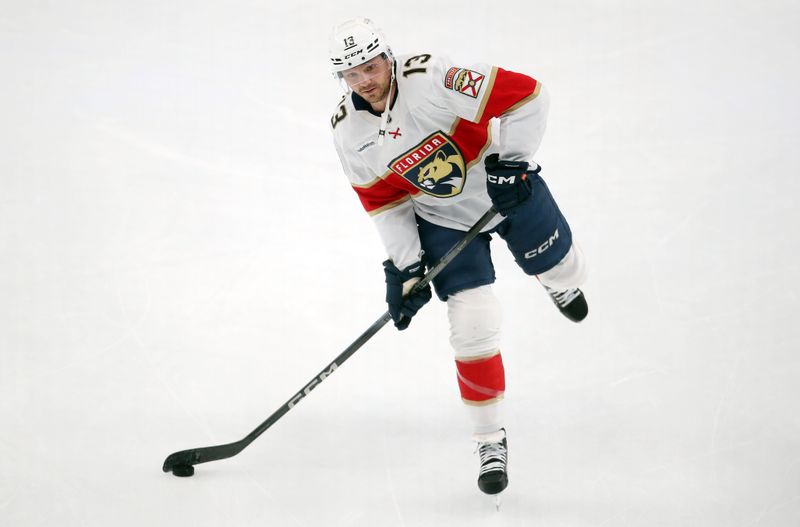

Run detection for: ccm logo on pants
[[525, 229, 559, 259]]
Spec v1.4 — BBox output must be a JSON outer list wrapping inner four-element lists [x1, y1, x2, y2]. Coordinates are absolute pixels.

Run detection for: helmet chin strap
[[377, 61, 396, 146]]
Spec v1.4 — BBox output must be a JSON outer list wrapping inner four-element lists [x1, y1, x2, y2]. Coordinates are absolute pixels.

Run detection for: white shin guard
[[447, 285, 503, 359]]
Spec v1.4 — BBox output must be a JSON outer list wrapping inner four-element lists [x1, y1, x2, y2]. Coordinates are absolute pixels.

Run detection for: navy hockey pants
[[417, 173, 573, 301]]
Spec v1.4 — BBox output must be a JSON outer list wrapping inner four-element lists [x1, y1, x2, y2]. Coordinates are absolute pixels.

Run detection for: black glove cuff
[[383, 260, 425, 285], [485, 153, 529, 174]]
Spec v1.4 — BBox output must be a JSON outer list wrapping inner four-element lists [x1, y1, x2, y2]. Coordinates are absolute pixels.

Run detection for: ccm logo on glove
[[484, 153, 538, 217], [487, 173, 522, 185]]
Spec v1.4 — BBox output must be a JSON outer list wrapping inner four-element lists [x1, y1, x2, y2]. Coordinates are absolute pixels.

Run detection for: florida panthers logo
[[388, 132, 466, 197]]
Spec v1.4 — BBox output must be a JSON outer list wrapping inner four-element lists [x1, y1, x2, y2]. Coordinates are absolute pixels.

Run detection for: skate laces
[[547, 287, 581, 307], [476, 440, 507, 475]]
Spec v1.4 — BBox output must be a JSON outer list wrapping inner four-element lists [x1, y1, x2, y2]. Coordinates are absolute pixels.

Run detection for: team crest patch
[[388, 132, 466, 198], [444, 67, 486, 98]]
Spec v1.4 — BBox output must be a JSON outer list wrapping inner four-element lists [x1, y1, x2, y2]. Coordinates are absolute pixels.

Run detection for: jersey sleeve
[[430, 56, 550, 163], [369, 199, 422, 269], [332, 136, 423, 269]]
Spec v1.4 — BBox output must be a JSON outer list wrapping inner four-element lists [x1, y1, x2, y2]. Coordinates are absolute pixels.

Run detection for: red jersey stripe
[[475, 67, 540, 124], [448, 117, 492, 169], [352, 171, 419, 214]]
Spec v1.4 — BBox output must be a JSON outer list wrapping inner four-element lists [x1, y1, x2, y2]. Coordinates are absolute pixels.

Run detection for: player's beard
[[357, 78, 391, 108]]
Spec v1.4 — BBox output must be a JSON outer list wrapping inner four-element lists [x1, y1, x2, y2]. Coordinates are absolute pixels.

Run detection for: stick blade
[[162, 440, 247, 473], [162, 449, 200, 473]]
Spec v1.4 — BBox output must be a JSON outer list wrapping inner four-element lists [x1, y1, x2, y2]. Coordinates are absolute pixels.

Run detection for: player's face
[[340, 55, 392, 106]]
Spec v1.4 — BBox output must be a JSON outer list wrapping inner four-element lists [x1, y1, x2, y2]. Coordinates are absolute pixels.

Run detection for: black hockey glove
[[383, 260, 432, 330], [484, 153, 537, 217]]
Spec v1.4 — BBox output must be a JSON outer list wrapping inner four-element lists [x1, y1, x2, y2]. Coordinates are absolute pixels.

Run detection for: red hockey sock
[[455, 352, 505, 405]]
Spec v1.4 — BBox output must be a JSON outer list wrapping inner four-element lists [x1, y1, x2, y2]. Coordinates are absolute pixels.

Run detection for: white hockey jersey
[[331, 53, 550, 269]]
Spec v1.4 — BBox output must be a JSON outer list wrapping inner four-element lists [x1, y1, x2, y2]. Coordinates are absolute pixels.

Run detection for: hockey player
[[328, 17, 588, 497]]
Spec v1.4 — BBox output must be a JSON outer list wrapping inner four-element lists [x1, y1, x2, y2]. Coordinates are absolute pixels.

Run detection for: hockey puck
[[171, 464, 195, 477]]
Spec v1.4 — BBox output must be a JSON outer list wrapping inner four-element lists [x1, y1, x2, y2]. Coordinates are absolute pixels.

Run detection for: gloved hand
[[383, 260, 432, 330], [484, 153, 537, 216]]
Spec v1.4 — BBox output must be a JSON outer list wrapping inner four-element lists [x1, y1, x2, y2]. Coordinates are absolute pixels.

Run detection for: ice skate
[[544, 285, 588, 322], [475, 429, 508, 496]]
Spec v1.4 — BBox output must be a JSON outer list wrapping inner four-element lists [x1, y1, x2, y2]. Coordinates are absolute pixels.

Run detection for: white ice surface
[[2, 1, 799, 526]]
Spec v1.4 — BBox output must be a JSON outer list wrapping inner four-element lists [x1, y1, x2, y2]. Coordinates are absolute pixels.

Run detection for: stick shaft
[[162, 207, 497, 472]]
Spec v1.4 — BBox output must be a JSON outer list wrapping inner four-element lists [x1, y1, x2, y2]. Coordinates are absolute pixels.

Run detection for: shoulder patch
[[443, 67, 486, 99]]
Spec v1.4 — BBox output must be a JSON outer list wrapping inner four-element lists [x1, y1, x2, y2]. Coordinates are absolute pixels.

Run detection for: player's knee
[[447, 285, 502, 359], [537, 243, 587, 291]]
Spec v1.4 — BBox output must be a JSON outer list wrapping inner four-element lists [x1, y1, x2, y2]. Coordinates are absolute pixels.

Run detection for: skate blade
[[494, 493, 503, 511]]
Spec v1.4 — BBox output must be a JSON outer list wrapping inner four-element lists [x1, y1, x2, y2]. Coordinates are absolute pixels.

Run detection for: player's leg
[[447, 285, 509, 495], [416, 216, 509, 495], [494, 172, 588, 321]]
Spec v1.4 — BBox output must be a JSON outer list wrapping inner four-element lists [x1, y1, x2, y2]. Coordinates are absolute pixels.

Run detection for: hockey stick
[[162, 206, 498, 476]]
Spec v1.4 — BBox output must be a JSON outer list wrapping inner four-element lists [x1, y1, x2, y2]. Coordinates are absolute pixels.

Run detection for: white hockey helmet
[[329, 17, 392, 73]]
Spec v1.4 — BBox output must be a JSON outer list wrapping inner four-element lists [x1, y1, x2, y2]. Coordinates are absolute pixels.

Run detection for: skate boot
[[544, 285, 588, 322], [475, 429, 508, 495]]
